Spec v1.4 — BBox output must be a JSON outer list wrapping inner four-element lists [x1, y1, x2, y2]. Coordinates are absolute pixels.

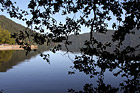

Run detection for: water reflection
[[0, 46, 139, 92], [0, 51, 94, 93], [0, 51, 13, 62], [0, 89, 4, 93], [0, 45, 52, 72], [67, 51, 140, 92], [60, 31, 140, 93], [0, 50, 40, 72], [65, 52, 140, 92], [68, 76, 119, 93]]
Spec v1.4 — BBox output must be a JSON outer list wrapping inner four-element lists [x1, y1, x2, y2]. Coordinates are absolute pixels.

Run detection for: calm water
[[0, 50, 139, 93]]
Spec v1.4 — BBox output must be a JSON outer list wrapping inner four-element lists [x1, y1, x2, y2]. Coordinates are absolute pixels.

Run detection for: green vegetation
[[0, 15, 26, 34], [0, 26, 15, 44], [0, 44, 52, 72], [0, 15, 40, 45], [0, 50, 13, 62]]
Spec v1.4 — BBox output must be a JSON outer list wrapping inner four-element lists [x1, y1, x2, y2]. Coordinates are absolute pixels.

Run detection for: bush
[[0, 26, 15, 44]]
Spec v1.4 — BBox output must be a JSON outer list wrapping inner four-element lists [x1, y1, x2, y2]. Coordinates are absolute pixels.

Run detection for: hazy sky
[[0, 0, 121, 33]]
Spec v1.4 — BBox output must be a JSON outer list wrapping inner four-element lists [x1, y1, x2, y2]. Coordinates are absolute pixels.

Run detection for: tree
[[0, 0, 140, 45], [1, 0, 139, 53], [0, 0, 140, 92], [0, 26, 15, 44]]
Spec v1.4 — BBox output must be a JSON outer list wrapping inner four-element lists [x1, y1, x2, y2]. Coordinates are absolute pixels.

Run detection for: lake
[[0, 50, 139, 93]]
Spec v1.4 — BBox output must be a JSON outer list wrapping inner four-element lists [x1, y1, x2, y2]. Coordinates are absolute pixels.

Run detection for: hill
[[0, 15, 139, 54], [0, 15, 40, 45], [61, 29, 140, 54], [0, 15, 26, 34]]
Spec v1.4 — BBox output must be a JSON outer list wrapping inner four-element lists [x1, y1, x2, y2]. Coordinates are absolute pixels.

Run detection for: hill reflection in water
[[60, 31, 140, 93], [0, 44, 52, 72], [0, 50, 40, 72], [0, 43, 139, 93]]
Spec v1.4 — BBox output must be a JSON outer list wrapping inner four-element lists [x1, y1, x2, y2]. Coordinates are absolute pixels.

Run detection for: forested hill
[[62, 29, 140, 53], [0, 15, 26, 34]]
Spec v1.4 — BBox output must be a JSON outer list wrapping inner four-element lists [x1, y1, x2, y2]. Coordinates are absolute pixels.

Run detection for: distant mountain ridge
[[0, 15, 140, 54], [62, 29, 140, 53], [0, 15, 26, 34]]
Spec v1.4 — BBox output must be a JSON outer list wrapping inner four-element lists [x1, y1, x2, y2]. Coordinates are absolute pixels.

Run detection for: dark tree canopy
[[1, 0, 140, 48], [0, 0, 140, 92], [0, 0, 140, 43]]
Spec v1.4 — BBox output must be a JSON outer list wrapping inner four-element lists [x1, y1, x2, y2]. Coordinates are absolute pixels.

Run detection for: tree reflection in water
[[68, 75, 119, 93], [67, 47, 140, 92], [63, 33, 140, 92], [0, 90, 3, 93], [0, 50, 13, 62]]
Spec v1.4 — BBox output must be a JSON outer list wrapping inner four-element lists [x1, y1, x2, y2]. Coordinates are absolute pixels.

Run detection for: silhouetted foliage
[[1, 0, 140, 54], [0, 0, 140, 92], [0, 89, 3, 93], [1, 0, 140, 45], [68, 75, 119, 93]]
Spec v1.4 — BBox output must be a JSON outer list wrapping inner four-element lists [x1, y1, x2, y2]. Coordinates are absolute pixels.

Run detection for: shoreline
[[0, 45, 38, 50]]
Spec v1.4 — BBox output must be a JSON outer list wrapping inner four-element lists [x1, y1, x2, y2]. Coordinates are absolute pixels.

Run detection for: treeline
[[0, 26, 15, 44], [0, 15, 42, 45]]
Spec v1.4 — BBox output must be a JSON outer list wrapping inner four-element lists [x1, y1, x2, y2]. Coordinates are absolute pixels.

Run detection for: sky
[[0, 0, 29, 27], [0, 0, 120, 34]]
